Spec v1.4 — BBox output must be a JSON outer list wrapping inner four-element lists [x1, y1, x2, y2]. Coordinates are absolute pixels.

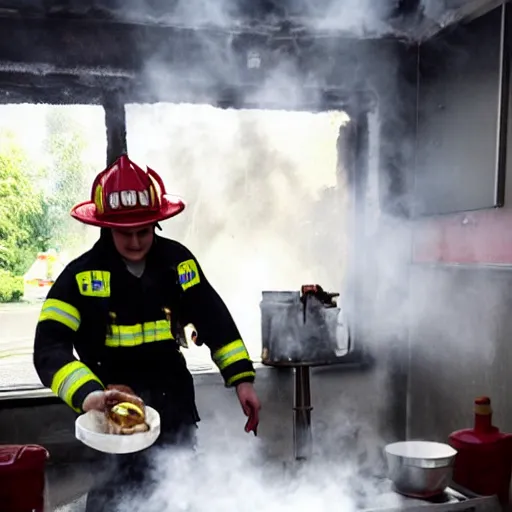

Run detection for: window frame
[[0, 82, 370, 399]]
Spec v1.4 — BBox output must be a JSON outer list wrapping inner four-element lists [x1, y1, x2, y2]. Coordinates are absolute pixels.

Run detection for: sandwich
[[104, 385, 150, 435], [106, 401, 150, 435]]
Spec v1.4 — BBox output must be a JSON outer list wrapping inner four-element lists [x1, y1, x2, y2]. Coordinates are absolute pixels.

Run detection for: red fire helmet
[[70, 155, 186, 229]]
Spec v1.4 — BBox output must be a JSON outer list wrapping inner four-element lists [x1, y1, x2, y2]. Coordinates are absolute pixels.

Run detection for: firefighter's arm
[[176, 253, 256, 387], [33, 267, 104, 413]]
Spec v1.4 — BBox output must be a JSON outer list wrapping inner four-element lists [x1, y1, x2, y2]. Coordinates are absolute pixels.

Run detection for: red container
[[449, 397, 512, 505], [0, 444, 49, 512]]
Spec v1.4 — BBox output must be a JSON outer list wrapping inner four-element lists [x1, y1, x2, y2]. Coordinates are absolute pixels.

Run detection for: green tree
[[0, 129, 49, 276], [0, 107, 93, 303]]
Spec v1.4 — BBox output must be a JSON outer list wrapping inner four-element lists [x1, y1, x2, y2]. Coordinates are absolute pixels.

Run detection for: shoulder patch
[[76, 270, 111, 297], [177, 259, 200, 291]]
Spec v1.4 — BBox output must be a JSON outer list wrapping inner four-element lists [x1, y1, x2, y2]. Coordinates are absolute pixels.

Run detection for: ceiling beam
[[415, 0, 504, 41]]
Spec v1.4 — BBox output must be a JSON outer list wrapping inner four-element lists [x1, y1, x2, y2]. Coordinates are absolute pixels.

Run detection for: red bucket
[[0, 445, 49, 512]]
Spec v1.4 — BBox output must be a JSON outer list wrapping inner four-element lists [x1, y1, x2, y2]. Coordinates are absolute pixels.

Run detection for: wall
[[407, 3, 512, 441], [407, 266, 512, 440]]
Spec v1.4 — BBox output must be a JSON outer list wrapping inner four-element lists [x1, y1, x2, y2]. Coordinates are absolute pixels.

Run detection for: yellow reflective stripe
[[76, 270, 111, 297], [94, 184, 104, 214], [38, 298, 81, 332], [105, 319, 173, 347], [50, 361, 103, 412], [212, 339, 250, 370], [142, 320, 173, 343], [227, 371, 256, 387]]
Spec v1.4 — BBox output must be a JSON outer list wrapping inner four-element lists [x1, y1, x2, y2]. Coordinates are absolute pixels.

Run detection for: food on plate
[[106, 401, 150, 435]]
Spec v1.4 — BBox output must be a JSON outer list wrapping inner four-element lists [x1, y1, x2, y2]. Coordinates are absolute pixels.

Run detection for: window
[[0, 104, 106, 390], [0, 101, 352, 390], [126, 102, 350, 371]]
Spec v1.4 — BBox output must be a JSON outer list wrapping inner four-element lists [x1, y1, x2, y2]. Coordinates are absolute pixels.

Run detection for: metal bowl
[[384, 441, 457, 498]]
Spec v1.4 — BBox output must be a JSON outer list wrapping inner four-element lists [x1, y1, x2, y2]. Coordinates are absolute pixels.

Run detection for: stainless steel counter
[[364, 485, 501, 512]]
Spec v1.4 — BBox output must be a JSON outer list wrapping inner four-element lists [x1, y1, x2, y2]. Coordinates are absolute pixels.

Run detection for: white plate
[[75, 406, 161, 454]]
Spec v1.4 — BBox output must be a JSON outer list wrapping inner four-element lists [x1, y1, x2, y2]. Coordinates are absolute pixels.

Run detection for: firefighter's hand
[[82, 389, 144, 413], [236, 382, 261, 436]]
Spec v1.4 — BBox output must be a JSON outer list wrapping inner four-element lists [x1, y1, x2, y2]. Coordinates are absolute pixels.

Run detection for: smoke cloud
[[119, 2, 411, 511], [105, 0, 402, 37], [113, 418, 401, 512], [126, 104, 350, 368], [116, 1, 413, 511], [4, 0, 466, 508]]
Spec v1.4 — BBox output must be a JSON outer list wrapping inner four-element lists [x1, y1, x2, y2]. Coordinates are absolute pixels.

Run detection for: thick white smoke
[[113, 420, 401, 512], [112, 0, 400, 37], [117, 0, 411, 511], [127, 104, 350, 368]]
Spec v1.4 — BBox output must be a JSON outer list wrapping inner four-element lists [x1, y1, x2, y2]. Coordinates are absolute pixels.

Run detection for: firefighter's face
[[111, 226, 154, 262]]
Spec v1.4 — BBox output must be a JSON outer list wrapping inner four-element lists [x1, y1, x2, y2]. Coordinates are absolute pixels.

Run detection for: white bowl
[[75, 406, 161, 454], [385, 441, 457, 462]]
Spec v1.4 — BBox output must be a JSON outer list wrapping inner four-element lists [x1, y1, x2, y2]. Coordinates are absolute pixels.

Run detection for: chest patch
[[76, 270, 111, 297], [177, 259, 200, 291]]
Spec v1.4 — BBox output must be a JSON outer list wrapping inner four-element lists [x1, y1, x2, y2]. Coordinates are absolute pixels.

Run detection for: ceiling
[[0, 0, 503, 41], [414, 0, 504, 41], [0, 0, 504, 108]]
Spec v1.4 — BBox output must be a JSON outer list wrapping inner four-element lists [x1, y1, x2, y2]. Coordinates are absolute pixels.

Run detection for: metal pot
[[260, 289, 349, 366], [384, 441, 457, 498]]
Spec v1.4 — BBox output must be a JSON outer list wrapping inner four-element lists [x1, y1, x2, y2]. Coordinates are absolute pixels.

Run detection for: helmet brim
[[70, 195, 186, 229]]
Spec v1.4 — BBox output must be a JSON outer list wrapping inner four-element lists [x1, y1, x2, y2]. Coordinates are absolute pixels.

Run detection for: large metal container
[[260, 289, 349, 366], [385, 441, 457, 498]]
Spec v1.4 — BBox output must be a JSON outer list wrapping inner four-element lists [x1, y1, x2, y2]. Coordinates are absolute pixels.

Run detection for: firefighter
[[33, 154, 261, 511]]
